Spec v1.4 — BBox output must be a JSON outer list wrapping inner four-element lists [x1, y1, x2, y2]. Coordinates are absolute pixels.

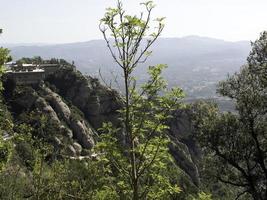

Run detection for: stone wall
[[6, 64, 59, 85], [39, 64, 59, 76], [7, 70, 45, 85]]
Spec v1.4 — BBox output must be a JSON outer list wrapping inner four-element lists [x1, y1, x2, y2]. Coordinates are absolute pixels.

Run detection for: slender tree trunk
[[133, 179, 139, 200], [123, 70, 139, 200], [36, 154, 44, 200]]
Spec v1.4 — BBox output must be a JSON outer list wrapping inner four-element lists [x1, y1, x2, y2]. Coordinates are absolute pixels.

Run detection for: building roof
[[6, 69, 45, 73], [39, 64, 59, 67]]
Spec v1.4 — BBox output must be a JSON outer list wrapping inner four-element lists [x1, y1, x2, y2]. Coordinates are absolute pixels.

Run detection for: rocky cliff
[[3, 64, 200, 186]]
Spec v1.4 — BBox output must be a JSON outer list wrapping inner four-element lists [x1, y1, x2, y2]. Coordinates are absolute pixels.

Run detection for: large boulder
[[35, 96, 61, 124], [42, 87, 71, 121], [69, 119, 95, 149]]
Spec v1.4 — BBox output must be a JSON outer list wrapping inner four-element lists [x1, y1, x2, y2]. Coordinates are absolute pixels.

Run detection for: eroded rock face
[[4, 78, 96, 157], [59, 125, 73, 139], [73, 142, 82, 155], [45, 67, 123, 129], [6, 66, 200, 185], [7, 66, 201, 188], [35, 97, 61, 124], [46, 66, 201, 185], [168, 109, 201, 186], [43, 87, 71, 121], [66, 145, 77, 157], [169, 109, 201, 160], [42, 86, 95, 149], [69, 119, 94, 149]]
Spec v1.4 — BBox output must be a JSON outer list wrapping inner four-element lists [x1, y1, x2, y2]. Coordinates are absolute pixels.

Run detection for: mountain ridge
[[1, 35, 250, 47], [3, 36, 251, 101]]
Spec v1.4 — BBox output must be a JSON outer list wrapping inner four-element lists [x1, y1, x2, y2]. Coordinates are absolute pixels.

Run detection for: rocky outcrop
[[45, 67, 122, 129], [69, 119, 94, 149], [59, 125, 73, 139], [35, 96, 61, 124], [73, 142, 82, 155], [66, 145, 77, 157], [42, 87, 71, 121], [3, 79, 96, 157], [168, 109, 201, 186], [41, 87, 95, 149], [169, 141, 199, 186], [35, 95, 75, 141], [4, 65, 201, 187], [46, 66, 201, 185], [169, 109, 201, 160]]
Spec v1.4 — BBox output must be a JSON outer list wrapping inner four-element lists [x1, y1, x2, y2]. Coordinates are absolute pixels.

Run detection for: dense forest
[[0, 1, 266, 200]]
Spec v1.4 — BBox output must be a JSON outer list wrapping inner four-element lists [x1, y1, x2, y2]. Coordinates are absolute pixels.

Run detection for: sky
[[1, 0, 267, 44]]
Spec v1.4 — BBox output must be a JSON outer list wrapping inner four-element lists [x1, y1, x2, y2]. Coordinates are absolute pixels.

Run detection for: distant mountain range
[[2, 36, 251, 101]]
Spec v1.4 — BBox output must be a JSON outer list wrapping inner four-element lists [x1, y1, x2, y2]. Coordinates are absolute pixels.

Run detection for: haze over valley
[[4, 36, 251, 105], [1, 0, 267, 198]]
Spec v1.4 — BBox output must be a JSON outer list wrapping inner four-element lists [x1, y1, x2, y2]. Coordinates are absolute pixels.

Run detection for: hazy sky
[[1, 0, 267, 44]]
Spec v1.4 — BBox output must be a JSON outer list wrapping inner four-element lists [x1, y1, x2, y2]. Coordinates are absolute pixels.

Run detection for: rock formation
[[3, 64, 201, 186]]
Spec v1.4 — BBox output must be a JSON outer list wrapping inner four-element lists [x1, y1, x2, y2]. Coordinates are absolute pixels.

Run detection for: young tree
[[192, 31, 267, 200], [98, 1, 183, 199]]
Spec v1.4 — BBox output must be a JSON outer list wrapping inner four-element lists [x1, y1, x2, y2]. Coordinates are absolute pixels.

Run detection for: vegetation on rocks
[[0, 2, 266, 200]]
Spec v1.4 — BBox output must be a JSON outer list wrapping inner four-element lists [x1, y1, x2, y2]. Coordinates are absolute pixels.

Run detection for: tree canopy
[[193, 31, 267, 200]]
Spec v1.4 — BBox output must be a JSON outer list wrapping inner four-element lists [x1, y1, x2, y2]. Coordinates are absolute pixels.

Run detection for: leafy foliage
[[0, 47, 11, 91], [193, 32, 267, 200], [0, 32, 13, 172], [98, 1, 184, 199]]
